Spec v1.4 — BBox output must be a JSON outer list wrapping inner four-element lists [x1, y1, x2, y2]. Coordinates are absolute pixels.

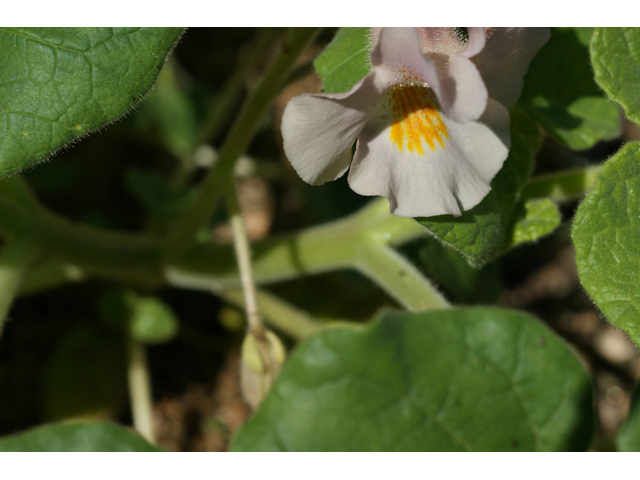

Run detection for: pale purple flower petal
[[431, 53, 488, 123], [373, 28, 488, 124], [461, 27, 487, 58], [281, 27, 549, 219], [281, 73, 379, 185], [414, 27, 466, 56], [471, 28, 551, 109], [347, 94, 510, 217], [370, 27, 440, 93]]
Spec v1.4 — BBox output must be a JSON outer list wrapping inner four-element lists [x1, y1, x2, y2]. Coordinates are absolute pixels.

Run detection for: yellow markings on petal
[[389, 84, 448, 155]]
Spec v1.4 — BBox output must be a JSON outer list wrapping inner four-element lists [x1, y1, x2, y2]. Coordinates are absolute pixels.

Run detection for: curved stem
[[353, 244, 450, 311]]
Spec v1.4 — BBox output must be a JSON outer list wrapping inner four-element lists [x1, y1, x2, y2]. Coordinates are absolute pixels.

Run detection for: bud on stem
[[240, 329, 286, 409]]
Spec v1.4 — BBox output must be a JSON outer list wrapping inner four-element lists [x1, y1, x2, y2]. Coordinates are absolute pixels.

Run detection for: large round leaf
[[573, 142, 640, 348], [231, 307, 593, 451], [0, 27, 184, 176], [0, 422, 162, 452], [591, 27, 640, 126]]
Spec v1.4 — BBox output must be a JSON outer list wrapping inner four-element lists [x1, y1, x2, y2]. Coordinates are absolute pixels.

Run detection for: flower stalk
[[126, 332, 155, 443]]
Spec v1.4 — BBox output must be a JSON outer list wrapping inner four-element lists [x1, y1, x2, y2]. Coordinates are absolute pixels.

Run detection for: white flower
[[282, 27, 549, 217]]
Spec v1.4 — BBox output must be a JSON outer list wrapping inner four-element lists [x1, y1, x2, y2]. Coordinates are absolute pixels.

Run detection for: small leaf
[[98, 291, 179, 344], [314, 28, 372, 94], [0, 27, 184, 176], [617, 384, 640, 452], [128, 294, 179, 344], [0, 422, 163, 452], [520, 27, 620, 149], [591, 27, 640, 126], [417, 110, 541, 266], [507, 198, 561, 249], [231, 307, 593, 452], [573, 142, 640, 347]]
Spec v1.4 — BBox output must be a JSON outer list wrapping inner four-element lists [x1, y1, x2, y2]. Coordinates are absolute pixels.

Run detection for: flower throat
[[389, 84, 448, 155]]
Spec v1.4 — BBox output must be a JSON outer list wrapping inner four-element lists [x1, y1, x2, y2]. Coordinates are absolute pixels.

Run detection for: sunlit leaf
[[314, 28, 371, 94], [573, 142, 640, 348], [0, 27, 184, 176], [232, 308, 593, 451], [591, 27, 640, 126], [507, 198, 561, 250]]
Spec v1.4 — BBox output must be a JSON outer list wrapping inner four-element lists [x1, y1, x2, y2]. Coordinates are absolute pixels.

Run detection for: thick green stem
[[126, 333, 155, 443], [0, 238, 40, 339], [353, 244, 450, 311], [9, 181, 433, 315], [0, 177, 164, 286], [167, 198, 426, 289], [166, 28, 320, 259], [521, 165, 601, 202]]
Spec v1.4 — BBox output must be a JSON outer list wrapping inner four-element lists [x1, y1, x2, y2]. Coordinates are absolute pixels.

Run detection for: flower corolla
[[282, 27, 550, 217]]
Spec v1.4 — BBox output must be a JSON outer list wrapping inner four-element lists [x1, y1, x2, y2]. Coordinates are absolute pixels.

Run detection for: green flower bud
[[240, 330, 286, 409]]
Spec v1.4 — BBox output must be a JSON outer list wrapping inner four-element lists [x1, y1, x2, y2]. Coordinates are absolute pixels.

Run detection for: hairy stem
[[353, 244, 450, 311]]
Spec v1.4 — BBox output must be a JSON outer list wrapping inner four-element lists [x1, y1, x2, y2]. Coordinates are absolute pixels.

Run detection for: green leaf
[[416, 109, 541, 266], [507, 198, 561, 249], [617, 384, 640, 451], [0, 422, 163, 452], [0, 27, 184, 176], [314, 28, 372, 94], [415, 238, 502, 304], [591, 27, 640, 126], [572, 142, 640, 347], [98, 290, 179, 344], [231, 307, 593, 452], [43, 325, 127, 421], [520, 27, 620, 150]]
